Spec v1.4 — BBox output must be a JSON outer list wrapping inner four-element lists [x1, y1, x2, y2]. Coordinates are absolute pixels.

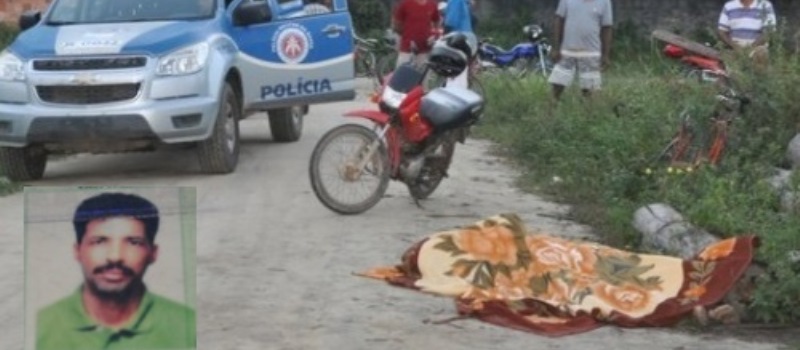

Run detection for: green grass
[[474, 31, 800, 324]]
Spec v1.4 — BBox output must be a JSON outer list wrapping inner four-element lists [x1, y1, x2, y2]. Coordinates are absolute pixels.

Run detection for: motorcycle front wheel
[[309, 124, 391, 215]]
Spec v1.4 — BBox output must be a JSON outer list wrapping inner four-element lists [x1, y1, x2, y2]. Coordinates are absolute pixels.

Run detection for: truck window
[[47, 0, 82, 22], [282, 0, 331, 18], [45, 0, 216, 24]]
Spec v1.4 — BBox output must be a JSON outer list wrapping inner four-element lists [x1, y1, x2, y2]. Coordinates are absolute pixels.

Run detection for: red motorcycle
[[309, 41, 485, 215], [662, 43, 727, 83]]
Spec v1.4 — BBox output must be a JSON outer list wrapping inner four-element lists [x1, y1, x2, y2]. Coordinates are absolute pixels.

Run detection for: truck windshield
[[46, 0, 216, 24]]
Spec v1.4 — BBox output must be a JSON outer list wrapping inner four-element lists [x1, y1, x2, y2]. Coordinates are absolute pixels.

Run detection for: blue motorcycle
[[477, 24, 553, 78]]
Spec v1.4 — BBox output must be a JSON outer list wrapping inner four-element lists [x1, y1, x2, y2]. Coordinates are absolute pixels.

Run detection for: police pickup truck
[[0, 0, 356, 180]]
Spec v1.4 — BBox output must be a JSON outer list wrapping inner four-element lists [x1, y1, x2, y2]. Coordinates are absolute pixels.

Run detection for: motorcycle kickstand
[[412, 196, 425, 210], [404, 180, 426, 210]]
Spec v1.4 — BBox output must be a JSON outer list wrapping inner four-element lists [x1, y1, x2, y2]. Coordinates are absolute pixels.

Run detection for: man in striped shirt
[[717, 0, 776, 61]]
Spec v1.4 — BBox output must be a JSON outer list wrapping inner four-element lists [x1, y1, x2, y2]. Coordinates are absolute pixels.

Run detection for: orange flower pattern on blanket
[[526, 236, 598, 276], [434, 214, 665, 313], [698, 238, 736, 261], [593, 283, 651, 313], [682, 284, 706, 299], [491, 268, 535, 300], [359, 213, 758, 337], [456, 225, 519, 266], [679, 260, 715, 305]]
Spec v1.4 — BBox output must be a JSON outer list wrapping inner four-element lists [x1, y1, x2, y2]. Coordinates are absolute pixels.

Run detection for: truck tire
[[0, 146, 47, 181], [268, 105, 304, 143], [197, 83, 240, 174]]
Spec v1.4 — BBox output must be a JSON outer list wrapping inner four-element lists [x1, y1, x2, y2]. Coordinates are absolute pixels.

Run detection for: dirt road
[[0, 82, 790, 350]]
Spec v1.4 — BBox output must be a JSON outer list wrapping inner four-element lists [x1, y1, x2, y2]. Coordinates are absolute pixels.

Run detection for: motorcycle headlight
[[0, 50, 26, 82], [381, 86, 406, 109], [156, 42, 209, 76]]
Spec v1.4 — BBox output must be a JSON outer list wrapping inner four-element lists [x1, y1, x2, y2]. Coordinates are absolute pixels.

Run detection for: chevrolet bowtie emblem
[[70, 73, 98, 85]]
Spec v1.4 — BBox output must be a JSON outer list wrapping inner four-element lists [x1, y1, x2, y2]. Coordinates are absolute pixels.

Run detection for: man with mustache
[[35, 192, 196, 350]]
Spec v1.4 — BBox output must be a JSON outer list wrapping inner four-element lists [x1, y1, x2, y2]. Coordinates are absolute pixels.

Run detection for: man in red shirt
[[392, 0, 441, 69]]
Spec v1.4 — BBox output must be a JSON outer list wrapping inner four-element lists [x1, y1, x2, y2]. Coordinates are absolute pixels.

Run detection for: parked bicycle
[[354, 31, 397, 86], [653, 81, 749, 168]]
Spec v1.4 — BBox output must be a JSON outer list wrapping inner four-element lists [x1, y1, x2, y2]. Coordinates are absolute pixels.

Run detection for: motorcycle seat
[[483, 43, 514, 56]]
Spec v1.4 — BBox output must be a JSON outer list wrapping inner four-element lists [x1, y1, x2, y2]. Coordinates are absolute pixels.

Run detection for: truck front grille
[[36, 84, 141, 104], [32, 57, 147, 71]]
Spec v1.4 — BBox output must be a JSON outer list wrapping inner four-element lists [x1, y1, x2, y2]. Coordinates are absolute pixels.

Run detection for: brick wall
[[0, 0, 52, 25]]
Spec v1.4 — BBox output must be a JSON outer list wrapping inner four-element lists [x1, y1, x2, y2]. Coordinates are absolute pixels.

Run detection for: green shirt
[[36, 286, 196, 350]]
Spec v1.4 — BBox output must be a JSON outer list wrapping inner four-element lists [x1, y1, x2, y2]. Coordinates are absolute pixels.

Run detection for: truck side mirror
[[233, 0, 272, 26], [19, 10, 41, 31]]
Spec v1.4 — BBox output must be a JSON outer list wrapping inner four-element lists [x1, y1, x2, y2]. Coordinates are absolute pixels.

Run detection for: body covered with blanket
[[359, 213, 759, 336]]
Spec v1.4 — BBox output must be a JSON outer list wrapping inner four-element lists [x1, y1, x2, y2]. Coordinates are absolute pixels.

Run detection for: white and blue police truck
[[0, 0, 356, 180]]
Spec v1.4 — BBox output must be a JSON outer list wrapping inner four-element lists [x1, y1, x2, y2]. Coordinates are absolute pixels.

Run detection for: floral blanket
[[358, 213, 759, 337]]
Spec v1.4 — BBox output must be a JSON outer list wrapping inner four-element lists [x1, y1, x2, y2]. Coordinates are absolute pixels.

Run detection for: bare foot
[[709, 304, 741, 325], [693, 305, 710, 326]]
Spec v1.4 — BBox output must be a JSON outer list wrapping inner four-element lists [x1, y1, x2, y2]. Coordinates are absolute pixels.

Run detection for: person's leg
[[396, 51, 411, 70], [547, 57, 576, 101], [750, 45, 769, 71], [577, 57, 602, 99], [552, 84, 566, 100]]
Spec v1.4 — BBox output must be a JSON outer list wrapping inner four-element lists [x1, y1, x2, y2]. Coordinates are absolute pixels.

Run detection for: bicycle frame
[[663, 97, 739, 168]]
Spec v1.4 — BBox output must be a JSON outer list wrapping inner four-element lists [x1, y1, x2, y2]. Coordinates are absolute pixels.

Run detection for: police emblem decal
[[272, 24, 314, 64]]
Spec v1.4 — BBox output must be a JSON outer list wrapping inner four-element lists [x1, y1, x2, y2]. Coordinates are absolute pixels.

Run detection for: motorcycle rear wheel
[[309, 124, 391, 215], [407, 138, 456, 200]]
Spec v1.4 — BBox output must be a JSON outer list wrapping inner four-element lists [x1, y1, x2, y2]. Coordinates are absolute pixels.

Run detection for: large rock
[[766, 168, 793, 191], [632, 203, 767, 324], [632, 203, 720, 259], [788, 134, 800, 169], [780, 191, 799, 214], [766, 168, 798, 214]]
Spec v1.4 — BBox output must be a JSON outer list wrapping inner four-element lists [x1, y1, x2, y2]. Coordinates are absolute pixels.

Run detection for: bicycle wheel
[[309, 124, 391, 215], [531, 56, 554, 77], [376, 52, 398, 85], [509, 58, 532, 78], [355, 48, 375, 78], [652, 127, 694, 165]]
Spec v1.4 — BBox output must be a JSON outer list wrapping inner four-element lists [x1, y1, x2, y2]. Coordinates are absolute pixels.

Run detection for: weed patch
[[476, 39, 800, 324]]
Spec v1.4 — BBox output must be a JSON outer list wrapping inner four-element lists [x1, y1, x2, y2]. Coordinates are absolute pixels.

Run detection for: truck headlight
[[156, 42, 209, 76], [0, 51, 26, 82]]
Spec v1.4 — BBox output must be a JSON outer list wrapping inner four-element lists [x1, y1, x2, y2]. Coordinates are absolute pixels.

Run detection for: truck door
[[228, 0, 356, 111]]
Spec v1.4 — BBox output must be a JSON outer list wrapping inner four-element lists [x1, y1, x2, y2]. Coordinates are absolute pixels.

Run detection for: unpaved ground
[[0, 79, 795, 350]]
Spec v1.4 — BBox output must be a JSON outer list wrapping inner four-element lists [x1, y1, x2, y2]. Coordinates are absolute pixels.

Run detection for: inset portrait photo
[[24, 186, 197, 350]]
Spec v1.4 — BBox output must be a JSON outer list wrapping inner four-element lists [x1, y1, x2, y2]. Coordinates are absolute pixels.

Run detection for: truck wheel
[[0, 146, 47, 181], [268, 105, 304, 143], [197, 83, 240, 174]]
